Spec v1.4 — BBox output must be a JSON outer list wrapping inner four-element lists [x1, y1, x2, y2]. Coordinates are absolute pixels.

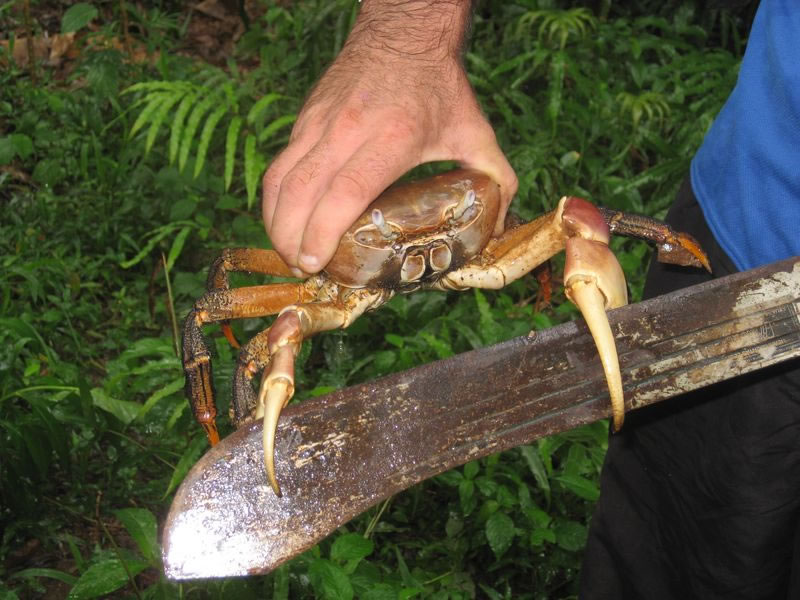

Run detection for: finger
[[262, 140, 313, 234], [452, 118, 518, 236], [297, 139, 421, 273], [267, 132, 361, 269]]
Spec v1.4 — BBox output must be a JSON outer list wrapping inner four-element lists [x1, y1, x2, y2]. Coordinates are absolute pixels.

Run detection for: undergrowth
[[0, 0, 753, 598]]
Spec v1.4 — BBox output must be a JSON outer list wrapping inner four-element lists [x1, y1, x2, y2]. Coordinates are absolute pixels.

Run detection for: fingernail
[[289, 267, 305, 278], [299, 253, 319, 273]]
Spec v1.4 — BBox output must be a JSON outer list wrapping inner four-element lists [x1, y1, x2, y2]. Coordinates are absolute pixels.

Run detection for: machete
[[163, 257, 800, 579]]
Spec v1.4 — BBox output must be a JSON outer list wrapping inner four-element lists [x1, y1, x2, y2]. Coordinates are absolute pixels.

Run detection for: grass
[[0, 0, 752, 598]]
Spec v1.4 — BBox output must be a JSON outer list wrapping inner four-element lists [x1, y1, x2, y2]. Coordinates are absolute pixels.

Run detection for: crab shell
[[324, 170, 501, 290]]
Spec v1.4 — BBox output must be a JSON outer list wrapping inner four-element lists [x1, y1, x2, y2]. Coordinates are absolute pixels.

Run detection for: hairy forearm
[[349, 0, 474, 60]]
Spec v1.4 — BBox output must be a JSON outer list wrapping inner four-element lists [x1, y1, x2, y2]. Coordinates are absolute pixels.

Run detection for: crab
[[182, 169, 710, 496]]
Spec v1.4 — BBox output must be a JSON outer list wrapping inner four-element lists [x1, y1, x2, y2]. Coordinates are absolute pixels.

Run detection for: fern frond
[[194, 105, 229, 179], [224, 116, 242, 192]]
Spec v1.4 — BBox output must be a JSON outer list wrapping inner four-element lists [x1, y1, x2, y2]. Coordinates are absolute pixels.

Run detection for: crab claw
[[255, 344, 296, 497], [254, 312, 303, 496], [562, 197, 628, 431]]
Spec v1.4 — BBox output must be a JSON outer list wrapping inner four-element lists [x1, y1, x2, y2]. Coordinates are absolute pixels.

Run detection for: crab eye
[[453, 190, 476, 218], [429, 242, 452, 272], [400, 254, 426, 282]]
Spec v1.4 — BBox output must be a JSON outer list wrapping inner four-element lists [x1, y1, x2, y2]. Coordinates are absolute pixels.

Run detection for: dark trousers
[[579, 178, 800, 599]]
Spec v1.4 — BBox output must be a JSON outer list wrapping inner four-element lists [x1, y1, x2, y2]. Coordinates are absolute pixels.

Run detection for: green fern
[[124, 75, 295, 208], [516, 8, 597, 50]]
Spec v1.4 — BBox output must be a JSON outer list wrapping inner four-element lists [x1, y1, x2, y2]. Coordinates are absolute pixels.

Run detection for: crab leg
[[257, 289, 387, 496], [438, 196, 628, 429], [206, 248, 297, 348], [182, 282, 313, 445]]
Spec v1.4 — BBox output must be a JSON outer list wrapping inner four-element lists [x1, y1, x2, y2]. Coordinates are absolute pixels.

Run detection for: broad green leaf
[[554, 519, 587, 552], [530, 527, 557, 546], [67, 558, 148, 599], [11, 134, 31, 161], [194, 104, 228, 178], [554, 473, 600, 501], [330, 533, 373, 561], [463, 460, 479, 480], [224, 116, 243, 191], [61, 3, 97, 32], [90, 388, 140, 425], [485, 511, 515, 559], [114, 508, 159, 564], [308, 558, 353, 600]]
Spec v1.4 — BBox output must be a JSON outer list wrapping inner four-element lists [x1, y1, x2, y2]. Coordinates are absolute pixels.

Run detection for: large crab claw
[[439, 195, 630, 432], [562, 199, 627, 430]]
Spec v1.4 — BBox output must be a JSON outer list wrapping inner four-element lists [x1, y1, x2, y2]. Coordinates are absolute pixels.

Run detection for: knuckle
[[332, 169, 372, 202]]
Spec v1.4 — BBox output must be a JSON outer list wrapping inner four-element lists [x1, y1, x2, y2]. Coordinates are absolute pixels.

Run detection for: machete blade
[[163, 258, 800, 579]]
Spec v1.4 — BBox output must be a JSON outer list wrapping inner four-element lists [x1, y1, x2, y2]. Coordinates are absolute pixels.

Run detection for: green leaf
[[1, 133, 34, 162], [554, 519, 587, 552], [330, 533, 373, 562], [247, 92, 283, 124], [130, 92, 169, 138], [194, 104, 228, 178], [90, 388, 140, 425], [519, 445, 550, 504], [144, 90, 185, 154], [0, 136, 14, 164], [459, 478, 476, 516], [114, 508, 158, 564], [169, 92, 198, 165], [256, 114, 297, 143], [244, 133, 264, 209], [463, 460, 479, 480], [163, 435, 207, 497], [61, 3, 98, 33], [530, 527, 556, 546], [308, 558, 353, 600], [224, 116, 242, 191], [165, 226, 192, 271], [67, 558, 147, 599], [178, 95, 215, 171], [362, 584, 398, 600], [554, 473, 600, 501], [10, 567, 78, 586], [485, 511, 515, 559]]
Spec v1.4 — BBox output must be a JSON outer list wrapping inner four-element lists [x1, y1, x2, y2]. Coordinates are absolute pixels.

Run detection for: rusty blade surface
[[163, 258, 800, 579]]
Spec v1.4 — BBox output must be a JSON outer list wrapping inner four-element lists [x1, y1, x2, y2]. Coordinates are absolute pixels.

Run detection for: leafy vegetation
[[1, 0, 753, 598]]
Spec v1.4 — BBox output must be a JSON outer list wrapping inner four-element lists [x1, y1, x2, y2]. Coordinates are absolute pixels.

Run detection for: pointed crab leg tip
[[263, 421, 283, 497], [259, 378, 292, 496], [203, 423, 220, 446], [678, 234, 712, 273], [567, 279, 626, 434]]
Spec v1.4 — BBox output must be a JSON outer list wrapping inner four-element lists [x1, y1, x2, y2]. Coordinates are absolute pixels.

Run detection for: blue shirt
[[691, 0, 800, 271]]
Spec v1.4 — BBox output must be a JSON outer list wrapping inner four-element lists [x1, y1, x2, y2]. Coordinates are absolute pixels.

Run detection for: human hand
[[262, 0, 517, 275]]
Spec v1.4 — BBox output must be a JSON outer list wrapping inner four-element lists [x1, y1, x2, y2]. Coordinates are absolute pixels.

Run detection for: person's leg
[[580, 178, 800, 599]]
